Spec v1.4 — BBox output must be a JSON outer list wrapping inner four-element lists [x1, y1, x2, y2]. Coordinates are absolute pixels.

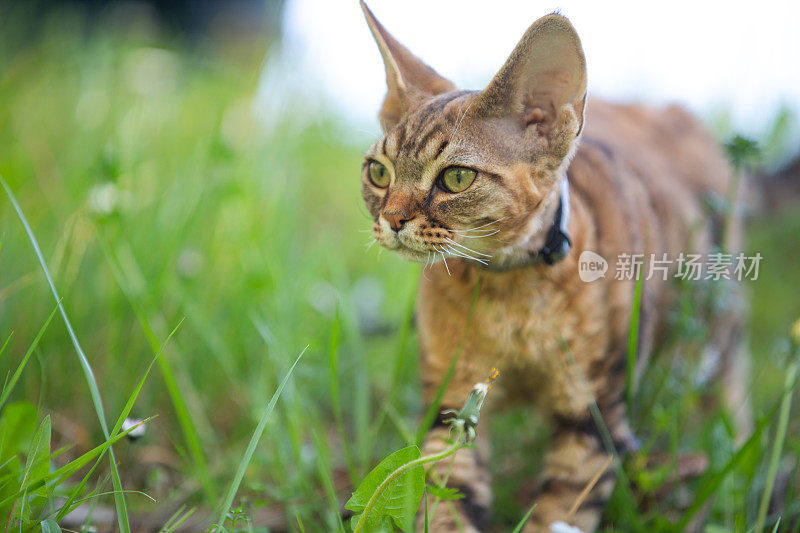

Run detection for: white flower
[[122, 417, 147, 440], [550, 522, 585, 533], [88, 182, 120, 215]]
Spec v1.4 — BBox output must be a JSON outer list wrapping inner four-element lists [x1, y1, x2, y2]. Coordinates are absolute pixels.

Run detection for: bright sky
[[261, 0, 800, 147]]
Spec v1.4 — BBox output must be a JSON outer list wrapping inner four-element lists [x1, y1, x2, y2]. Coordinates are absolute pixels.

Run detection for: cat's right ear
[[474, 13, 587, 159], [360, 1, 455, 132]]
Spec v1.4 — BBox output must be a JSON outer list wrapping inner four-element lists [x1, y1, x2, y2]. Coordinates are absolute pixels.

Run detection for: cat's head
[[360, 2, 586, 269]]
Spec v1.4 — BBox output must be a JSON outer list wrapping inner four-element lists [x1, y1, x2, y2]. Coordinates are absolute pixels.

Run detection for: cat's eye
[[440, 167, 477, 193], [368, 161, 390, 188]]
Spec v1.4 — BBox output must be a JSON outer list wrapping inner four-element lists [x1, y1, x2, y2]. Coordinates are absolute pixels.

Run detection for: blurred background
[[1, 0, 800, 531]]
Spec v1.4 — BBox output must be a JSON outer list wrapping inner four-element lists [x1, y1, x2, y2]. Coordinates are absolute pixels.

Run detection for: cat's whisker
[[442, 243, 485, 262], [422, 252, 433, 281], [460, 217, 505, 231], [444, 244, 489, 265], [365, 238, 377, 251], [432, 245, 452, 276], [437, 242, 489, 266], [452, 227, 499, 235], [454, 229, 501, 239], [451, 232, 495, 238], [444, 237, 491, 258], [440, 251, 451, 276]]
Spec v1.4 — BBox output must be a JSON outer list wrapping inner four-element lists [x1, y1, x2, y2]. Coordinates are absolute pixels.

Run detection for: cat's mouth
[[395, 246, 431, 263], [377, 230, 432, 263], [374, 223, 494, 266]]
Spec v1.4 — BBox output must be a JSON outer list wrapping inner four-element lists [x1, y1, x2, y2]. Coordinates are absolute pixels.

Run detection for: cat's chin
[[394, 247, 429, 263]]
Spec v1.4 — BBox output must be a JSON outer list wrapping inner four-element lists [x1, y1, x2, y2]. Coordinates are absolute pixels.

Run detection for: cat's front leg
[[524, 421, 616, 532], [417, 416, 492, 533], [523, 401, 634, 533]]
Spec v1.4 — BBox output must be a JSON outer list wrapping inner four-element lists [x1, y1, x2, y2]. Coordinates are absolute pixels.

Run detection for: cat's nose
[[383, 212, 411, 232]]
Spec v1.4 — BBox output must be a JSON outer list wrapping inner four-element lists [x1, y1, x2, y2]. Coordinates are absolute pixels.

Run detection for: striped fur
[[360, 4, 749, 531]]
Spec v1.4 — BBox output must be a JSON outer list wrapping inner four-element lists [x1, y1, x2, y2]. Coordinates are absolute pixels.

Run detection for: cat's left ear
[[476, 14, 587, 146], [361, 1, 456, 131]]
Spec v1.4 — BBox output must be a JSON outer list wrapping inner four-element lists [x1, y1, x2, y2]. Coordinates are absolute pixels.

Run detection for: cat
[[358, 3, 751, 531]]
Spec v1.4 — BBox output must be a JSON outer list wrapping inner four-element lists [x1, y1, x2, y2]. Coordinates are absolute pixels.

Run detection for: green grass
[[2, 7, 800, 532]]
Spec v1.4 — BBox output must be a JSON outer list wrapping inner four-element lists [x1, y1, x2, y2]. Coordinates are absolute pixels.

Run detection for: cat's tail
[[749, 151, 800, 214]]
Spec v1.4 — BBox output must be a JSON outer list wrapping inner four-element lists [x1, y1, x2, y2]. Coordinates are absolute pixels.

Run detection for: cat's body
[[359, 4, 749, 531], [415, 100, 747, 532]]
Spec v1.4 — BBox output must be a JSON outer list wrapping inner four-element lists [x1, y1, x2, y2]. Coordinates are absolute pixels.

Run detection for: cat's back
[[569, 99, 736, 260], [581, 99, 731, 197]]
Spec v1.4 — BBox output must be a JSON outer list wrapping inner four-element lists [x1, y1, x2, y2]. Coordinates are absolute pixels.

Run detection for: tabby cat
[[359, 3, 750, 531]]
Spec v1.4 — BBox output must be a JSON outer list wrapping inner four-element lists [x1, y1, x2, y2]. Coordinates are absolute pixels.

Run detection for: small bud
[[443, 369, 500, 442]]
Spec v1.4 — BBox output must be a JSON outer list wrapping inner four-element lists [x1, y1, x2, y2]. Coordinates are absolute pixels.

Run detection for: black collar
[[533, 174, 571, 265]]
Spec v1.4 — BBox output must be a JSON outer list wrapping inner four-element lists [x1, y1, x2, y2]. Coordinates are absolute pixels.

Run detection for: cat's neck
[[486, 172, 570, 271]]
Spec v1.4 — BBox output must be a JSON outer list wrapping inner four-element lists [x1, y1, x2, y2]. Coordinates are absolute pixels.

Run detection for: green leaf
[[22, 416, 51, 497], [40, 518, 61, 533], [350, 514, 392, 532], [425, 485, 463, 501], [0, 401, 38, 462], [346, 445, 425, 532]]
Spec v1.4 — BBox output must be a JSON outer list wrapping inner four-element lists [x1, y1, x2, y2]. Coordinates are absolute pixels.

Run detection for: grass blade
[[0, 418, 150, 508], [328, 311, 356, 483], [53, 454, 105, 522], [754, 359, 798, 531], [214, 347, 306, 527], [677, 395, 789, 530], [40, 518, 61, 533], [54, 319, 183, 522], [0, 302, 59, 412], [0, 331, 11, 358], [626, 269, 643, 415], [1, 176, 130, 532], [511, 505, 536, 533], [308, 424, 347, 532], [161, 506, 195, 533], [97, 238, 216, 501], [21, 416, 51, 497], [110, 318, 184, 436], [369, 283, 417, 447]]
